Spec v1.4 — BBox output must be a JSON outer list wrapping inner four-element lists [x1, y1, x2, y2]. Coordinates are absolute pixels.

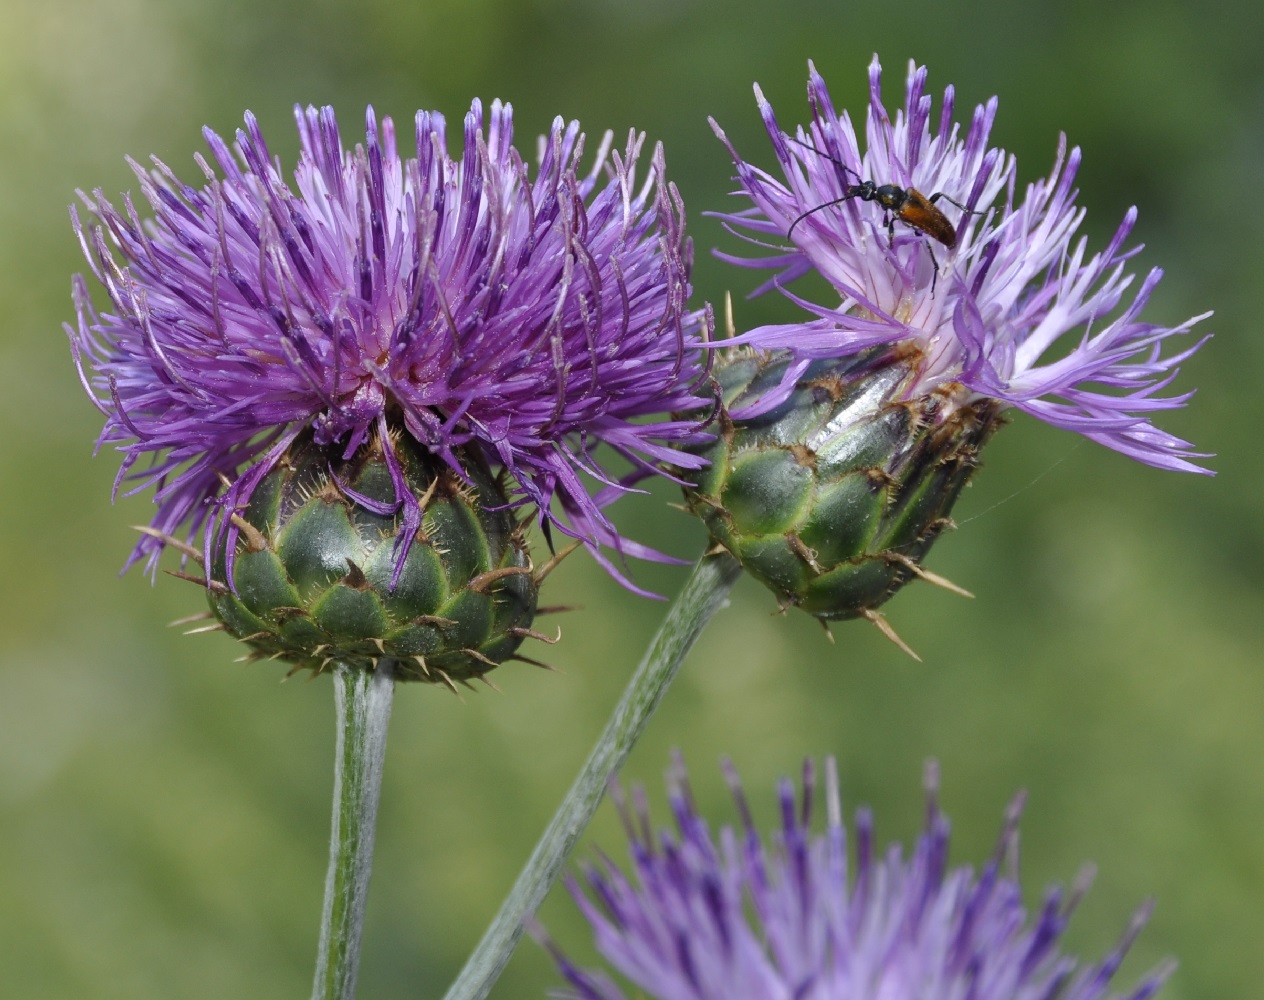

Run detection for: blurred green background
[[2, 0, 1261, 996]]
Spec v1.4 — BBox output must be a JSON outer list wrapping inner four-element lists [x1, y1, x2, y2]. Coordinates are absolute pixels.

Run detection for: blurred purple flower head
[[68, 100, 712, 587], [539, 757, 1171, 1000], [710, 55, 1210, 474]]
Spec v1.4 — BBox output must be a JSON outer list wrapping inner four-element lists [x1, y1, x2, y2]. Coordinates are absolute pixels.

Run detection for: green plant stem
[[442, 548, 743, 1000], [312, 660, 397, 1000]]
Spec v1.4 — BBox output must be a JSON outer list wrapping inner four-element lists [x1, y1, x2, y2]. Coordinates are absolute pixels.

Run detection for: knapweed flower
[[686, 56, 1209, 628], [68, 100, 712, 681], [537, 757, 1172, 1000]]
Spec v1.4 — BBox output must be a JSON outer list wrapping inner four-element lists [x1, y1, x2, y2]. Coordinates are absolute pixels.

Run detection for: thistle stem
[[312, 661, 397, 1000], [442, 549, 743, 1000]]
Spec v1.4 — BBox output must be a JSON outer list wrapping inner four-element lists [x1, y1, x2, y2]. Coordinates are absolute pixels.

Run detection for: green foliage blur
[[1, 0, 1260, 997]]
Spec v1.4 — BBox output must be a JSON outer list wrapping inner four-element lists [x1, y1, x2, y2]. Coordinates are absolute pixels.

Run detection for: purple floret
[[537, 757, 1173, 1000], [68, 100, 712, 588], [710, 54, 1210, 474]]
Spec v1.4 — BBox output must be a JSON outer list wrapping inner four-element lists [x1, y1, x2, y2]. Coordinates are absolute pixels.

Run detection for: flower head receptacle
[[684, 343, 1000, 629], [204, 428, 547, 686]]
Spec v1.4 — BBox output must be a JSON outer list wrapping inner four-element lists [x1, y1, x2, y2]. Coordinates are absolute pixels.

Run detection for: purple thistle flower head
[[537, 757, 1173, 1000], [709, 54, 1211, 474], [68, 100, 712, 589]]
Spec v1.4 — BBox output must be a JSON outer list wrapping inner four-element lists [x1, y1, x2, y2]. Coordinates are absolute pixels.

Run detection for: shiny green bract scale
[[208, 430, 538, 685], [684, 349, 1002, 622]]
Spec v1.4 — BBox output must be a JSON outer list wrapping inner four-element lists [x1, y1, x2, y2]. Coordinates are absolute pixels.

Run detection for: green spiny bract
[[207, 429, 541, 686], [683, 347, 1003, 624]]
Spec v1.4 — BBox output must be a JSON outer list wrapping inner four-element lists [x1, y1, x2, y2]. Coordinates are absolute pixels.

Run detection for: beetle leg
[[929, 191, 977, 215]]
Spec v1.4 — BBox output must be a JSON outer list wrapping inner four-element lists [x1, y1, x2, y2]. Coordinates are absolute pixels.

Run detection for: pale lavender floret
[[709, 55, 1210, 474], [538, 757, 1173, 1000], [68, 100, 712, 587]]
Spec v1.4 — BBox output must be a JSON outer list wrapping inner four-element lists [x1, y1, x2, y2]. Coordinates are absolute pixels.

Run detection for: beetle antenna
[[784, 134, 867, 240], [787, 195, 858, 240], [785, 134, 863, 183]]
